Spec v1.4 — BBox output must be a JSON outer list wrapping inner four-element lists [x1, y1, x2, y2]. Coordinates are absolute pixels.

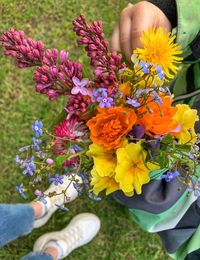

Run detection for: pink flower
[[52, 117, 87, 155]]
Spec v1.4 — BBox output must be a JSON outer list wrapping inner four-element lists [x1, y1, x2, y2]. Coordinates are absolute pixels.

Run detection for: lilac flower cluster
[[34, 49, 83, 100], [73, 14, 125, 90], [0, 28, 44, 68]]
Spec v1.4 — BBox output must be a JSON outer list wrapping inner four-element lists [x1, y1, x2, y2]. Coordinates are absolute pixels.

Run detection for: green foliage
[[0, 0, 169, 259]]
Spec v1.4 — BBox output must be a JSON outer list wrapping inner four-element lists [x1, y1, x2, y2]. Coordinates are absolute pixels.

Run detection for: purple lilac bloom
[[126, 97, 140, 107], [23, 156, 36, 176], [71, 76, 89, 95], [34, 50, 83, 100], [73, 14, 125, 89], [0, 28, 44, 68], [32, 120, 43, 137], [16, 183, 27, 199], [160, 171, 179, 182], [49, 174, 64, 186], [32, 137, 42, 151], [156, 66, 165, 80], [140, 61, 149, 74]]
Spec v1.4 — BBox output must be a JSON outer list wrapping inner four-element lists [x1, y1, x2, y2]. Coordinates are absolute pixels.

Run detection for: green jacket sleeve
[[176, 0, 200, 60]]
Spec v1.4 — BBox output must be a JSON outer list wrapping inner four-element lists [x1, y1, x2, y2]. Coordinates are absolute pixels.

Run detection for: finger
[[119, 7, 132, 59], [129, 4, 154, 51], [111, 22, 121, 52]]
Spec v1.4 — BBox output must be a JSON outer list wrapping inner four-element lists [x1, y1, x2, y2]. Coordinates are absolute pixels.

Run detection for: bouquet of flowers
[[1, 14, 200, 206]]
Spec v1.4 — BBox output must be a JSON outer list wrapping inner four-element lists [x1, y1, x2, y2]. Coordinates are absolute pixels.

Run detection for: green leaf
[[55, 155, 71, 166]]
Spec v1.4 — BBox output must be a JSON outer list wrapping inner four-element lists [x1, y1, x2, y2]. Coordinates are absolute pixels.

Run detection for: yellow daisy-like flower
[[134, 27, 183, 79], [173, 104, 199, 144], [115, 142, 158, 197]]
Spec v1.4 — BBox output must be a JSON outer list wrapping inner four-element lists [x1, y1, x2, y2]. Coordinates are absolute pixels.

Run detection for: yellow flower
[[87, 143, 119, 195], [134, 27, 183, 79], [86, 143, 116, 177], [90, 167, 119, 195], [173, 104, 199, 144], [115, 142, 158, 196]]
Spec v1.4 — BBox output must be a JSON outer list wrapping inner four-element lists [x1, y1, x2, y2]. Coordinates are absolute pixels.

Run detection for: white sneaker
[[33, 213, 101, 259], [34, 174, 82, 229]]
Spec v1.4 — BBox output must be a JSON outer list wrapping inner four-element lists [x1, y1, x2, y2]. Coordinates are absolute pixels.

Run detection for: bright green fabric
[[129, 190, 190, 232]]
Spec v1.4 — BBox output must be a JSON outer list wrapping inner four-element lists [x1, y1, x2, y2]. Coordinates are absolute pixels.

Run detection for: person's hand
[[111, 1, 172, 60]]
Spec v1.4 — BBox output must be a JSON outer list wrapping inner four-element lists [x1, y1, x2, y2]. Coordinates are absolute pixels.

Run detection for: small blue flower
[[96, 90, 113, 108], [73, 182, 83, 194], [188, 180, 200, 197], [161, 171, 179, 182], [49, 174, 64, 186], [14, 155, 23, 167], [55, 204, 69, 212], [126, 97, 140, 107], [70, 144, 83, 152], [88, 192, 102, 201], [93, 88, 107, 98], [32, 120, 43, 137], [151, 91, 163, 105], [16, 183, 27, 199], [156, 65, 165, 80], [32, 137, 42, 151], [23, 156, 36, 176], [19, 145, 31, 152], [140, 61, 149, 74]]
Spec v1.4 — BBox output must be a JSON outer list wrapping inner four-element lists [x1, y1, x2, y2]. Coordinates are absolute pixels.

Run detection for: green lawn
[[0, 1, 169, 259]]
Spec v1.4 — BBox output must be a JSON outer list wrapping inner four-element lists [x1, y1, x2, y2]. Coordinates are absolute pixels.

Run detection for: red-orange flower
[[137, 96, 178, 135], [87, 107, 137, 150]]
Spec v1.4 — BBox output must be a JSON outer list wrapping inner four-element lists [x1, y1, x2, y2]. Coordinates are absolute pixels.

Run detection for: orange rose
[[87, 107, 137, 150], [137, 96, 178, 135]]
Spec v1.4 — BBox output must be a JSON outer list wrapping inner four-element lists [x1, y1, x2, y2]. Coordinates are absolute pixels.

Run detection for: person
[[111, 1, 200, 259], [0, 175, 100, 260]]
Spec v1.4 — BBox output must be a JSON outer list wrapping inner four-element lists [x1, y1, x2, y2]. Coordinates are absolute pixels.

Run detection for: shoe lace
[[60, 225, 83, 253]]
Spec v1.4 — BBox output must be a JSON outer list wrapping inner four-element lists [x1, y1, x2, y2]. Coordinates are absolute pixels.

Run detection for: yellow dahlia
[[134, 27, 183, 79]]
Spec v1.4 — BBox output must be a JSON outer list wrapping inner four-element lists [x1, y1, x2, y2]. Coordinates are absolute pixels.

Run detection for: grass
[[0, 1, 169, 259]]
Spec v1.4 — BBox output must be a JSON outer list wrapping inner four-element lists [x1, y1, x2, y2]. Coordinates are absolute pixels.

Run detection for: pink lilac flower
[[0, 28, 44, 68], [67, 93, 91, 116], [73, 14, 125, 90], [71, 77, 89, 95], [34, 49, 83, 100]]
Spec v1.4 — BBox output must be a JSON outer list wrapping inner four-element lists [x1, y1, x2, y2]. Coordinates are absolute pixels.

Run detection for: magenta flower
[[67, 93, 91, 116], [71, 77, 89, 95], [0, 28, 44, 68]]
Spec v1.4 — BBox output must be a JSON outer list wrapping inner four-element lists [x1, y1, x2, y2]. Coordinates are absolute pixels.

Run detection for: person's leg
[[0, 202, 46, 248]]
